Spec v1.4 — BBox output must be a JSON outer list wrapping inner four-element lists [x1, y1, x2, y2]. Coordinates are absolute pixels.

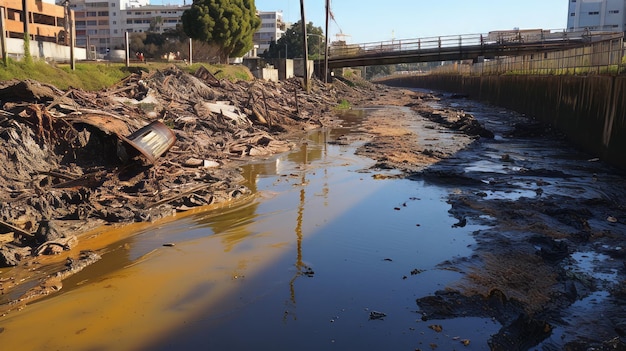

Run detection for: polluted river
[[1, 91, 626, 350]]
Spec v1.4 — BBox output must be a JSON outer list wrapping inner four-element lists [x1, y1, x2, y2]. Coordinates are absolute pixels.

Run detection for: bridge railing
[[426, 33, 625, 76], [329, 29, 606, 59]]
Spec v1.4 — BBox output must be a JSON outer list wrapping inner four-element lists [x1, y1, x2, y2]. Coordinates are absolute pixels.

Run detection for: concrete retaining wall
[[380, 75, 626, 170], [6, 38, 86, 62]]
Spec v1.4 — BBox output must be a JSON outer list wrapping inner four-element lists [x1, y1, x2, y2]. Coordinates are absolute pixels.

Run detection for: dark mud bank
[[380, 74, 626, 171], [410, 96, 626, 350]]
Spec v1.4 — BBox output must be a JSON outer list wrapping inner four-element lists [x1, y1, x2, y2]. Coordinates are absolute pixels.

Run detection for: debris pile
[[0, 65, 374, 267]]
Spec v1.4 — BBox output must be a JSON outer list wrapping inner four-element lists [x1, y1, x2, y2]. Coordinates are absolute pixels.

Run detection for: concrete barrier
[[6, 37, 86, 62], [380, 74, 626, 170]]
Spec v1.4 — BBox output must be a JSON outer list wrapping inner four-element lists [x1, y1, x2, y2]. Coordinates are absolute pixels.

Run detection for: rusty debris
[[0, 65, 378, 267], [121, 120, 177, 164]]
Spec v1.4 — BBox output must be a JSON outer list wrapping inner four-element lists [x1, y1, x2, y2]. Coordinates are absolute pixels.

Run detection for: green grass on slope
[[0, 59, 253, 91]]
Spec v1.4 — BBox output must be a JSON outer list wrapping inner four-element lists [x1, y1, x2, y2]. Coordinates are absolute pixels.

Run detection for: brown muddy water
[[1, 98, 625, 350], [0, 107, 492, 350]]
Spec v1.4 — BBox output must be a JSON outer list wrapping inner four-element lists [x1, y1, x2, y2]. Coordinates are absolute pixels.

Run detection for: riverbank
[[0, 67, 480, 312], [377, 74, 626, 171], [2, 68, 626, 349]]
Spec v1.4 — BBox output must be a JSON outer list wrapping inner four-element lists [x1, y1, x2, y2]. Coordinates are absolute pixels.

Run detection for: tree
[[365, 65, 395, 80], [262, 21, 324, 60], [149, 16, 164, 33], [181, 0, 260, 63], [128, 25, 193, 61]]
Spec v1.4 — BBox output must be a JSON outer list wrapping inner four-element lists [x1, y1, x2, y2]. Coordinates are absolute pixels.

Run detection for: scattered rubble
[[0, 66, 379, 269]]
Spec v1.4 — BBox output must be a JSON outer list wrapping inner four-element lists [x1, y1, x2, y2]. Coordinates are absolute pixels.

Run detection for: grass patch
[[335, 99, 351, 110], [179, 63, 253, 82], [0, 59, 253, 91]]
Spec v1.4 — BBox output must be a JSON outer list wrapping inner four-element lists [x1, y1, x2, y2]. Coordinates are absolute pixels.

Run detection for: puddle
[[566, 251, 619, 285]]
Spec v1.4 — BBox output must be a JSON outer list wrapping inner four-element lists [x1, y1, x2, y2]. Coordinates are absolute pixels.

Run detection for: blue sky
[[155, 0, 569, 44], [253, 0, 569, 44]]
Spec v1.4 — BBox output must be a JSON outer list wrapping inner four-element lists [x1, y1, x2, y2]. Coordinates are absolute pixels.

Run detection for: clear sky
[[253, 0, 570, 44], [153, 0, 570, 44]]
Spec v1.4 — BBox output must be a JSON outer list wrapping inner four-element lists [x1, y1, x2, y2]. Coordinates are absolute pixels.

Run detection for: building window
[[588, 11, 599, 15], [609, 10, 620, 14], [98, 11, 109, 16], [570, 13, 575, 16], [87, 11, 97, 17], [111, 3, 115, 7]]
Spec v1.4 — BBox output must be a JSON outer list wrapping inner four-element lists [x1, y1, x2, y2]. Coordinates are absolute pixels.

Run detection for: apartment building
[[121, 5, 187, 35], [567, 0, 626, 32], [4, 1, 285, 59], [1, 0, 70, 43], [254, 11, 286, 54], [70, 0, 188, 57]]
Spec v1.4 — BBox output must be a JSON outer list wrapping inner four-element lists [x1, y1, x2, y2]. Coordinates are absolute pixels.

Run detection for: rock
[[203, 160, 220, 168], [369, 311, 387, 320], [183, 157, 204, 167]]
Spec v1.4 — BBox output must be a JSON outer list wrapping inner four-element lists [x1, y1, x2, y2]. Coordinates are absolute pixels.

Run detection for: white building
[[567, 0, 626, 32], [254, 11, 286, 54], [67, 2, 284, 59], [69, 0, 188, 57], [121, 5, 188, 35]]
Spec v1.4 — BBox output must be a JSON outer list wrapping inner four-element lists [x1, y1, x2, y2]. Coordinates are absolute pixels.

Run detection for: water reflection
[[0, 107, 483, 351]]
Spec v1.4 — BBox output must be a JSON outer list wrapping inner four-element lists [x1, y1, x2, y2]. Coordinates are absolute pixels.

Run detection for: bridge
[[323, 29, 624, 69]]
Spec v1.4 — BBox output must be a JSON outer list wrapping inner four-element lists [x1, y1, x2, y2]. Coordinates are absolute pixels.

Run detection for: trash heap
[[0, 65, 369, 267]]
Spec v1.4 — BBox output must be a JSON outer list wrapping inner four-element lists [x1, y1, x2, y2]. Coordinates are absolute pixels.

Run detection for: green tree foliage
[[262, 21, 325, 60], [365, 65, 395, 80], [181, 0, 261, 63], [128, 25, 190, 60]]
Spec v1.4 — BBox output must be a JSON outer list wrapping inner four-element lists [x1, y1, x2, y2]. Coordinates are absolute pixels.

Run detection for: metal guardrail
[[328, 29, 621, 60], [429, 34, 625, 76]]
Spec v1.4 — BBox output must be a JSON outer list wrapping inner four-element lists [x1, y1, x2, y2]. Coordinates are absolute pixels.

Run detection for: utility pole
[[0, 7, 8, 66], [70, 10, 75, 69], [324, 0, 329, 83], [188, 38, 193, 65], [64, 0, 75, 70], [124, 31, 129, 67], [22, 0, 31, 62], [299, 0, 309, 92]]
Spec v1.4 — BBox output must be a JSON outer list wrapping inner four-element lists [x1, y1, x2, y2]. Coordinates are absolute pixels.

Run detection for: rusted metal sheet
[[121, 120, 176, 163]]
